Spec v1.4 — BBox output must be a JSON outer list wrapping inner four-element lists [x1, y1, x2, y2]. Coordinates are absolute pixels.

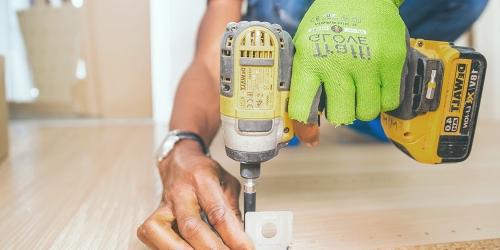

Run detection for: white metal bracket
[[245, 211, 293, 250]]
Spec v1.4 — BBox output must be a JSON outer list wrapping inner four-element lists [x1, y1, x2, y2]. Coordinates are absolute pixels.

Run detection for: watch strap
[[175, 131, 209, 155], [156, 130, 210, 165]]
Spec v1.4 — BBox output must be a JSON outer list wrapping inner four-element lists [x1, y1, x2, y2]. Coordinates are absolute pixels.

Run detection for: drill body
[[220, 22, 488, 216], [220, 21, 294, 214]]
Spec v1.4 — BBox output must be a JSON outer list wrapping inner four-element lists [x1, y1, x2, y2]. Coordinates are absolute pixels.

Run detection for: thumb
[[293, 120, 320, 147]]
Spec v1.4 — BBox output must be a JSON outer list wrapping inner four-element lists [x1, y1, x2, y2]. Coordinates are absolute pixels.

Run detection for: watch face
[[156, 135, 180, 163], [164, 136, 178, 152]]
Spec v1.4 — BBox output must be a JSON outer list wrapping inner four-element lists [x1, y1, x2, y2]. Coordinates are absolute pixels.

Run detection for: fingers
[[380, 30, 407, 112], [137, 205, 193, 250], [381, 66, 404, 112], [172, 190, 229, 250], [289, 55, 322, 124], [220, 169, 243, 221], [353, 71, 382, 121], [293, 120, 319, 147], [322, 73, 356, 125], [194, 167, 254, 250], [289, 61, 322, 145]]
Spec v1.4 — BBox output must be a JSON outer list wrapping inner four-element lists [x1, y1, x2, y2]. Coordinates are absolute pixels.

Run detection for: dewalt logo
[[450, 64, 467, 112]]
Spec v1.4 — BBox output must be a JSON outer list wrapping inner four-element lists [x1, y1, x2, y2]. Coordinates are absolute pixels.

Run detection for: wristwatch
[[155, 130, 209, 165]]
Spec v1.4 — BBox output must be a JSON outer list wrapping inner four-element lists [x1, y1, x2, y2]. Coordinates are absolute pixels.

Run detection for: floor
[[0, 119, 499, 249]]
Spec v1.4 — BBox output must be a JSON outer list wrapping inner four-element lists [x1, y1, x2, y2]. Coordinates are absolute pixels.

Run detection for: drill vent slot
[[222, 49, 231, 57], [226, 35, 233, 47], [240, 30, 275, 47], [412, 59, 425, 110], [239, 50, 274, 59], [220, 76, 232, 93], [238, 29, 276, 65], [221, 76, 231, 82]]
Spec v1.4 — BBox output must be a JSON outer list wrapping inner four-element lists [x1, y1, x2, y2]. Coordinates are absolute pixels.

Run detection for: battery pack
[[382, 39, 487, 164]]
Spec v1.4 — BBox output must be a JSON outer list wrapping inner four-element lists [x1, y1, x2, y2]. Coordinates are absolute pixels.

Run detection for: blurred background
[[0, 0, 499, 123]]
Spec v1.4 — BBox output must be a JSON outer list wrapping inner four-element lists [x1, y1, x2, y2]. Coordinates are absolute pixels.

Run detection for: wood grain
[[0, 119, 499, 249], [394, 238, 500, 249]]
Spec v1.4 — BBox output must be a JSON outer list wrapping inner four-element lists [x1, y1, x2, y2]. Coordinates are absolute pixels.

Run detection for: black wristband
[[176, 131, 209, 155]]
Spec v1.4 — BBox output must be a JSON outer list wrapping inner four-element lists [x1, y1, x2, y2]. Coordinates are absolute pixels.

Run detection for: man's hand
[[290, 0, 408, 145], [137, 141, 253, 250]]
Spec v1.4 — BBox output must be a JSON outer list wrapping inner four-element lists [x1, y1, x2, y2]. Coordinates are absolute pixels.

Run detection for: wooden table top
[[0, 119, 499, 249]]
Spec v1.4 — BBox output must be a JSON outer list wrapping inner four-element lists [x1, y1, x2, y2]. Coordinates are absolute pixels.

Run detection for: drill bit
[[240, 162, 261, 217], [243, 178, 256, 214]]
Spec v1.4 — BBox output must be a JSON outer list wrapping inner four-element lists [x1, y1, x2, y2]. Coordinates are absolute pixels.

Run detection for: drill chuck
[[240, 162, 261, 179]]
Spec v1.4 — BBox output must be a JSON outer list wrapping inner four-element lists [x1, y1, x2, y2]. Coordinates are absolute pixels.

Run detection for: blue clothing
[[244, 0, 488, 141]]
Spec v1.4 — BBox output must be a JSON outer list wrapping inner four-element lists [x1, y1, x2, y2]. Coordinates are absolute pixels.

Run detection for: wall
[[84, 0, 152, 118], [1, 0, 34, 102], [151, 1, 205, 124], [7, 0, 152, 118], [0, 1, 7, 56]]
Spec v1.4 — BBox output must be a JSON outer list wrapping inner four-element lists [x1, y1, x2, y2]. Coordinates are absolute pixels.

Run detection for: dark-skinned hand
[[137, 141, 254, 250]]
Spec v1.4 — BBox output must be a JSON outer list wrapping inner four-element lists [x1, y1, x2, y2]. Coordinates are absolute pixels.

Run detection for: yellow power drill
[[220, 22, 488, 215], [220, 21, 294, 215]]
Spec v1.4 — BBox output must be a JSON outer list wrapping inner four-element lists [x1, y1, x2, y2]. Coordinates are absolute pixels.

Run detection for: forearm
[[169, 62, 220, 146], [169, 0, 242, 146]]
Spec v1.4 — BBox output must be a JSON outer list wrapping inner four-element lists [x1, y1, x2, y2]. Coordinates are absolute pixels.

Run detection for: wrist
[[155, 130, 209, 166], [174, 140, 205, 156], [159, 140, 206, 170]]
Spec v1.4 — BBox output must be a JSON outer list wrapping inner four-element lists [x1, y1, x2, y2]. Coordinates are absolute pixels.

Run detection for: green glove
[[289, 0, 408, 125]]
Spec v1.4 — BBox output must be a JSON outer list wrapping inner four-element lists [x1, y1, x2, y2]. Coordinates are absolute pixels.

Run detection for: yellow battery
[[382, 39, 487, 164]]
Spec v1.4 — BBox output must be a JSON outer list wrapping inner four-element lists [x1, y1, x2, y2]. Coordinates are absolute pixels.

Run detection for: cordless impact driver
[[220, 21, 487, 217]]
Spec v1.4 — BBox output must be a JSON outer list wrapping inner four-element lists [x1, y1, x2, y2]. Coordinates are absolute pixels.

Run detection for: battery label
[[238, 66, 274, 111], [444, 116, 460, 133], [442, 59, 481, 136], [460, 60, 480, 135], [449, 63, 468, 113], [443, 60, 470, 136]]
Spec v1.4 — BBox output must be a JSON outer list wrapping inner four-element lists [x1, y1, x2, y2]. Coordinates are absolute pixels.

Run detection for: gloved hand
[[289, 0, 408, 131]]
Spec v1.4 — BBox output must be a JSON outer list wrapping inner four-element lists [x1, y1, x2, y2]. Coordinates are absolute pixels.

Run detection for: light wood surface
[[0, 119, 499, 249]]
